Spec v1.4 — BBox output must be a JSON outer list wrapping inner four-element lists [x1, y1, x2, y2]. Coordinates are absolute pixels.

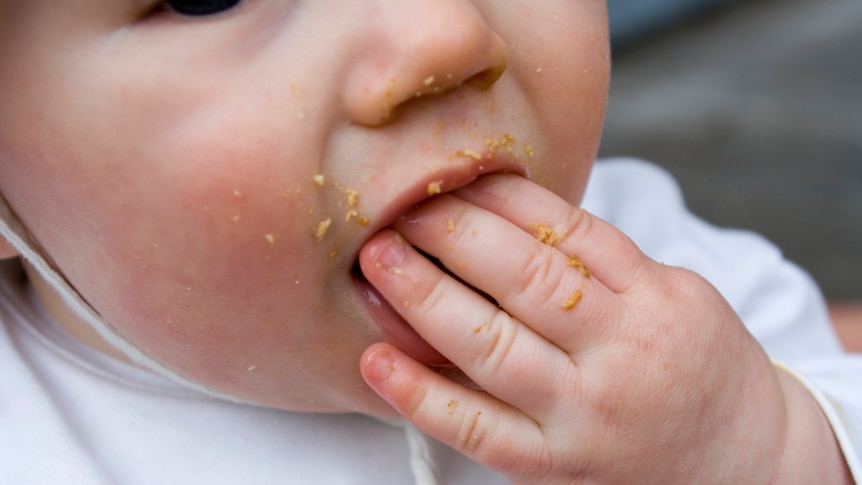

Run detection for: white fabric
[[0, 193, 233, 400], [0, 158, 859, 483]]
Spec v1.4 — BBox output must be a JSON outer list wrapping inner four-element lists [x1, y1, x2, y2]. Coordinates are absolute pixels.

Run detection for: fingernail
[[374, 233, 408, 275], [365, 349, 395, 382]]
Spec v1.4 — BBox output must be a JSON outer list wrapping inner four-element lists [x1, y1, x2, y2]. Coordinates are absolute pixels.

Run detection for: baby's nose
[[341, 1, 508, 126]]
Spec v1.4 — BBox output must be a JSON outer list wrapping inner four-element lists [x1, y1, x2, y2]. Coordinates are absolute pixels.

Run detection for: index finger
[[453, 174, 654, 294]]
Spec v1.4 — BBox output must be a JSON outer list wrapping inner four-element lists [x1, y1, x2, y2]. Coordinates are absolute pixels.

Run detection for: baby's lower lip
[[352, 264, 451, 367]]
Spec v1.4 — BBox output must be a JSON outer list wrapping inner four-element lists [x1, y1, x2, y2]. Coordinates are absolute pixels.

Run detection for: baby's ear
[[0, 236, 19, 259]]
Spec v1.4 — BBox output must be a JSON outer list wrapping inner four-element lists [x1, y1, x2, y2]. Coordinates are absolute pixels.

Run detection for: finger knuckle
[[559, 205, 591, 244], [517, 246, 564, 297], [452, 408, 488, 456], [412, 270, 451, 315], [474, 310, 520, 372]]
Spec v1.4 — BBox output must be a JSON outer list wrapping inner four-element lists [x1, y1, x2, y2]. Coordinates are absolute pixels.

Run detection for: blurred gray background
[[600, 0, 862, 300]]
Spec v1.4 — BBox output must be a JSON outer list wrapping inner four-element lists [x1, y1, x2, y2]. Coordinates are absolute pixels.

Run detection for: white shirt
[[0, 158, 859, 484]]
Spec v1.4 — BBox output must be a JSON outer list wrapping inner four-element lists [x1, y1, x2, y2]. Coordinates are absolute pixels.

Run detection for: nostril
[[347, 64, 508, 127], [341, 6, 509, 127], [466, 65, 507, 91]]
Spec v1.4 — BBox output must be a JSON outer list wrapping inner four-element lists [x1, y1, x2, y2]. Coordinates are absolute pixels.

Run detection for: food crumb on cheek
[[342, 189, 370, 226], [345, 189, 360, 208], [313, 218, 332, 241]]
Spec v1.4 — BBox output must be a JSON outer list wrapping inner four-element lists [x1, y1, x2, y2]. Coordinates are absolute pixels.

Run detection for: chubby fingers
[[359, 229, 576, 415], [453, 173, 654, 294], [359, 343, 550, 477], [391, 195, 622, 353]]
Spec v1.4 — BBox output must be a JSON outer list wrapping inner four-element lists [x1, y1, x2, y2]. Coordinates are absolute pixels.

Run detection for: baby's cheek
[[82, 173, 325, 369], [93, 225, 330, 397]]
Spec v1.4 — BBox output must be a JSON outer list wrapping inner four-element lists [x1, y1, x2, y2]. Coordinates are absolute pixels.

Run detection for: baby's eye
[[165, 0, 243, 16]]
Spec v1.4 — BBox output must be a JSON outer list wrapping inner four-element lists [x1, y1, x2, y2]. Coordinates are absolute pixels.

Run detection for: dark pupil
[[168, 0, 242, 16]]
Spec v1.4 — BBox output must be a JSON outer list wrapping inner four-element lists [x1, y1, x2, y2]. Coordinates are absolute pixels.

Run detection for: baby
[[0, 0, 858, 483]]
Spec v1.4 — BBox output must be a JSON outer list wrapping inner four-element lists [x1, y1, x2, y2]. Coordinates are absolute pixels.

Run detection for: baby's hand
[[357, 175, 827, 484]]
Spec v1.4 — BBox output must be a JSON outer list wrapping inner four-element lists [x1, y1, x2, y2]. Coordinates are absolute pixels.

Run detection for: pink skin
[[358, 175, 853, 483], [0, 1, 852, 482], [0, 1, 608, 414]]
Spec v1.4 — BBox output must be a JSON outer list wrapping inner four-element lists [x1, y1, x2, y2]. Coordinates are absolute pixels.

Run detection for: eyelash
[[163, 0, 244, 17]]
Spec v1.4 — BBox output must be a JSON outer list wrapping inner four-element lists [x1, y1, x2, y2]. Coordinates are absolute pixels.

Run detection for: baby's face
[[0, 0, 609, 414]]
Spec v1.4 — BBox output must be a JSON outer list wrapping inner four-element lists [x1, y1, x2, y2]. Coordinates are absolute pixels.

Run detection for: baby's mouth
[[352, 259, 451, 367], [351, 228, 501, 368]]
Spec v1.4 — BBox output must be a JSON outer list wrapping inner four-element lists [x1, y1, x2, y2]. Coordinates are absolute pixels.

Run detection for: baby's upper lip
[[368, 152, 527, 237]]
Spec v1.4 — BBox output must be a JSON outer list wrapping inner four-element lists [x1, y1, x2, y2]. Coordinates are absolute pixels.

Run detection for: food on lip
[[484, 134, 517, 158], [447, 219, 456, 233], [312, 174, 325, 187], [313, 218, 332, 242], [454, 149, 482, 161], [483, 133, 534, 161], [447, 133, 534, 168], [529, 222, 564, 247], [562, 289, 583, 310], [264, 234, 276, 246], [427, 181, 443, 196]]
